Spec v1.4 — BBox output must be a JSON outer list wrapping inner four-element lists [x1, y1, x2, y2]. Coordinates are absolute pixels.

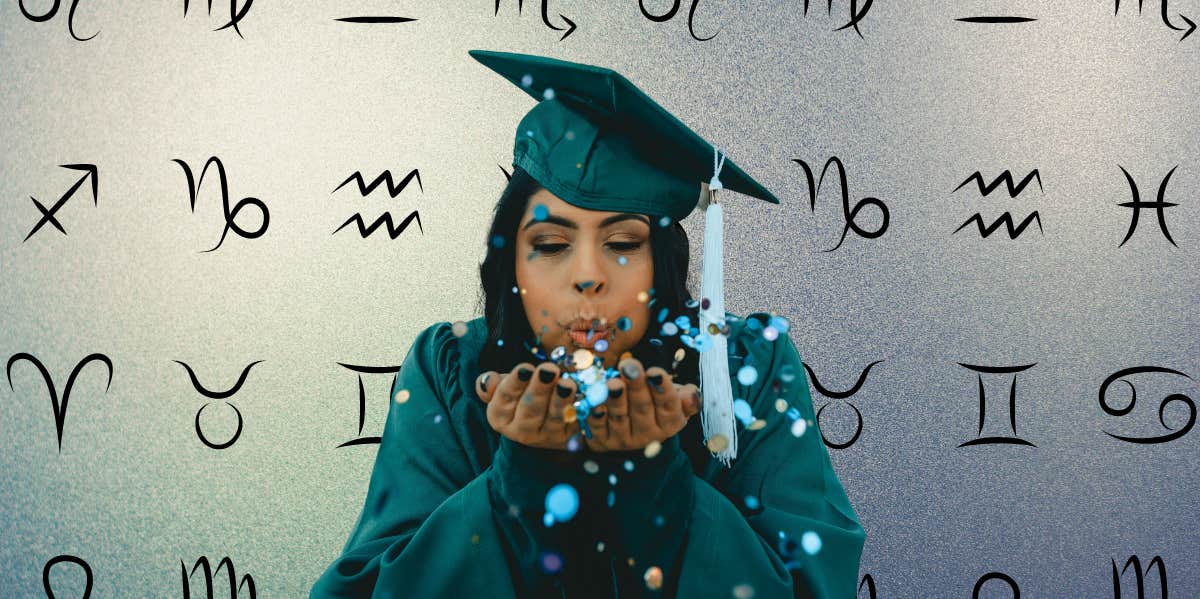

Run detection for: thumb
[[682, 385, 701, 417], [476, 371, 496, 402]]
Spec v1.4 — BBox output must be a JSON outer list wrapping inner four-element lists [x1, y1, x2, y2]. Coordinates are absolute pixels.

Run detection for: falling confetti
[[491, 235, 506, 248], [775, 398, 789, 413], [706, 434, 729, 452], [801, 531, 822, 555], [393, 389, 410, 404], [732, 583, 756, 599], [451, 321, 468, 337], [545, 483, 579, 523], [539, 551, 563, 573], [738, 365, 759, 386], [790, 418, 807, 437], [644, 566, 663, 590], [644, 440, 662, 458]]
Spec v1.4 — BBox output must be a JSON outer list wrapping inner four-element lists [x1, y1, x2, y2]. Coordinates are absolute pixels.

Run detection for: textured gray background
[[2, 1, 1198, 596]]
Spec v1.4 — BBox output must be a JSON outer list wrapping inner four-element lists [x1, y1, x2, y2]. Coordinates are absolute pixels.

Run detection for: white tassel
[[699, 148, 736, 466]]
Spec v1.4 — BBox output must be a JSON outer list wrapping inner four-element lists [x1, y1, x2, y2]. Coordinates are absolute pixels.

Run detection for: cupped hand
[[475, 361, 579, 450], [583, 357, 701, 453]]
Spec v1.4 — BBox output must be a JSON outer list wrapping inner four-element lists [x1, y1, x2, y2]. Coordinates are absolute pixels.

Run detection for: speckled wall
[[2, 1, 1198, 597]]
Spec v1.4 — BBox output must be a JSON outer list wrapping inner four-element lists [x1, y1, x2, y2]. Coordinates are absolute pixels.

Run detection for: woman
[[311, 50, 866, 598]]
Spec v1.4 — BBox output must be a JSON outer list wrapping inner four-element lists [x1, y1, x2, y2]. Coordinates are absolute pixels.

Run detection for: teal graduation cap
[[469, 49, 782, 466]]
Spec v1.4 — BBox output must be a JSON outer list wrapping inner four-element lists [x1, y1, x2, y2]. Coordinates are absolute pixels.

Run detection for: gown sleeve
[[310, 322, 602, 599], [581, 314, 868, 598]]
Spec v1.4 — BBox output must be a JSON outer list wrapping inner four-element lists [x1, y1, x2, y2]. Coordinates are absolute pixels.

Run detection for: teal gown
[[311, 313, 866, 598]]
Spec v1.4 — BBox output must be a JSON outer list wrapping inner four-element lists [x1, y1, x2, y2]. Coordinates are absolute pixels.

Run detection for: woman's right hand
[[475, 362, 580, 450]]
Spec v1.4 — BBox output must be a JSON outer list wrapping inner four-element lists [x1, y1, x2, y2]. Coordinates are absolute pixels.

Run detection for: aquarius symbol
[[182, 0, 255, 39], [19, 0, 98, 41], [494, 0, 577, 41], [792, 157, 889, 251], [23, 163, 99, 242], [172, 156, 269, 253], [43, 554, 94, 598], [6, 352, 113, 452], [175, 360, 262, 449]]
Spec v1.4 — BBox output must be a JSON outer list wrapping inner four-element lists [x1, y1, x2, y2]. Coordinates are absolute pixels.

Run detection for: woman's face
[[515, 189, 654, 370]]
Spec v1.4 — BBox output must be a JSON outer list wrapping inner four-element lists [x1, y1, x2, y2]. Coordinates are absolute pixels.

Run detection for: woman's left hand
[[584, 357, 701, 452]]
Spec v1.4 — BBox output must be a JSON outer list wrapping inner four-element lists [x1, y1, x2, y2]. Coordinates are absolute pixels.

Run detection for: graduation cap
[[469, 49, 781, 466]]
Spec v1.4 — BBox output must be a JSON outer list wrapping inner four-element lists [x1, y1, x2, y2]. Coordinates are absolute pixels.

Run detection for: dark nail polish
[[517, 367, 533, 382], [556, 384, 571, 398], [647, 373, 663, 391], [538, 368, 555, 383], [621, 363, 640, 380], [609, 386, 624, 399]]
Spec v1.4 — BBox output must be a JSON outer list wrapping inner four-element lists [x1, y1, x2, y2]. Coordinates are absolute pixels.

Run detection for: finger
[[680, 384, 701, 418], [548, 375, 575, 432], [604, 377, 631, 445], [512, 362, 558, 434], [475, 371, 497, 403], [645, 367, 676, 431], [491, 363, 534, 428]]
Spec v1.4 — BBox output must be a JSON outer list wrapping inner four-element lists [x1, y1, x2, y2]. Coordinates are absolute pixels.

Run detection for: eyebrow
[[522, 212, 650, 231]]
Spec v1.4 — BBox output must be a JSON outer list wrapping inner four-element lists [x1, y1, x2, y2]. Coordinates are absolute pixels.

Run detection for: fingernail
[[538, 368, 556, 383], [647, 373, 663, 392], [556, 384, 571, 398], [517, 367, 533, 382], [621, 363, 640, 380], [479, 373, 490, 391], [609, 386, 623, 399]]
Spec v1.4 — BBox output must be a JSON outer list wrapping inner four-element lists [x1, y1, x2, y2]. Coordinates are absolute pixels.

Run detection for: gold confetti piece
[[643, 566, 663, 590], [452, 321, 468, 337], [583, 460, 599, 474], [637, 291, 649, 303], [674, 348, 685, 362], [520, 287, 527, 295], [563, 404, 578, 423], [643, 440, 662, 458], [627, 557, 636, 567], [571, 349, 594, 370], [706, 434, 729, 452], [620, 351, 633, 363], [774, 398, 788, 413], [732, 583, 756, 599], [393, 389, 410, 404], [748, 419, 766, 431], [470, 533, 480, 545]]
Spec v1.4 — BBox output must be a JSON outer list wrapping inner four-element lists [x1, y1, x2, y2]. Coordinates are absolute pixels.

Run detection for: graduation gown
[[311, 312, 866, 598]]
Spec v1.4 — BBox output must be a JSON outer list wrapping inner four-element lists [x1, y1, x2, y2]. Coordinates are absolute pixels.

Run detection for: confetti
[[775, 399, 788, 413], [737, 365, 759, 386], [623, 459, 634, 472], [644, 566, 663, 590], [790, 418, 807, 437], [801, 531, 822, 555], [532, 203, 548, 221], [393, 389, 410, 404], [451, 321, 468, 337], [706, 434, 729, 452], [636, 291, 649, 303], [762, 326, 778, 341], [744, 495, 760, 510], [644, 440, 662, 458], [769, 315, 790, 333], [583, 460, 599, 474], [732, 583, 756, 599], [540, 551, 563, 573], [748, 419, 767, 430], [521, 73, 533, 87], [542, 87, 556, 100], [594, 338, 609, 352], [617, 316, 633, 331], [617, 255, 628, 266], [491, 235, 506, 248], [545, 484, 579, 523], [661, 322, 679, 336], [732, 399, 753, 424]]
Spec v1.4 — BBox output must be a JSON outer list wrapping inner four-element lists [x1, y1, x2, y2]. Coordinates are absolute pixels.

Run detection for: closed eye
[[531, 242, 643, 256]]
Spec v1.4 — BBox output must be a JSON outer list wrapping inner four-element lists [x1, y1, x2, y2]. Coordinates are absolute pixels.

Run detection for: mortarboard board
[[469, 49, 782, 466]]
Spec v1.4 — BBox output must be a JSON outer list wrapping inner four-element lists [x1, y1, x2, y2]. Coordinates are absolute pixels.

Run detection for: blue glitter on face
[[533, 203, 548, 221]]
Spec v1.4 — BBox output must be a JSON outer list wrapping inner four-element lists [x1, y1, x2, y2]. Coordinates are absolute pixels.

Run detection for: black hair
[[474, 164, 700, 386]]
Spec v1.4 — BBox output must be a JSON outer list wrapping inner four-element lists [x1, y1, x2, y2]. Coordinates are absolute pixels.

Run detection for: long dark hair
[[474, 165, 700, 386]]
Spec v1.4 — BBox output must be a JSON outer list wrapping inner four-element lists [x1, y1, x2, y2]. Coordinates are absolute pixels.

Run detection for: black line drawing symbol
[[857, 574, 878, 598], [6, 353, 113, 453], [336, 363, 403, 448], [952, 169, 1044, 239], [23, 163, 99, 242], [175, 360, 262, 449], [173, 156, 270, 252], [639, 0, 721, 41], [956, 362, 1037, 448], [43, 554, 94, 598], [1116, 165, 1182, 247], [798, 0, 874, 38], [19, 0, 98, 41], [335, 15, 417, 24], [804, 360, 881, 449], [1111, 554, 1168, 598], [494, 0, 577, 41], [181, 556, 256, 598], [973, 572, 1020, 598], [1098, 366, 1194, 444], [792, 157, 889, 251], [331, 169, 425, 239], [1113, 0, 1195, 41], [182, 0, 254, 39]]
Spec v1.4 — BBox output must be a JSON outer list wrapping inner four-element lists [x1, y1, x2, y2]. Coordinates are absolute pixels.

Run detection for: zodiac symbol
[[332, 169, 425, 239], [181, 556, 256, 598], [43, 554, 94, 598], [1116, 165, 1181, 247], [335, 362, 403, 448], [335, 15, 417, 24], [19, 0, 98, 42], [175, 360, 262, 449], [972, 571, 1020, 598], [792, 157, 889, 251], [182, 0, 255, 39], [639, 0, 721, 41], [1099, 366, 1194, 444], [1111, 554, 1168, 598], [956, 362, 1038, 448], [494, 0, 577, 41], [6, 352, 113, 452], [23, 163, 99, 243], [173, 156, 270, 253], [799, 0, 874, 38], [952, 170, 1044, 239], [805, 360, 881, 449], [1113, 0, 1195, 41]]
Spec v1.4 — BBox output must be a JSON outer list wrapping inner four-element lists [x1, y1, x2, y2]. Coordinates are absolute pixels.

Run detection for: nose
[[570, 243, 606, 295]]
